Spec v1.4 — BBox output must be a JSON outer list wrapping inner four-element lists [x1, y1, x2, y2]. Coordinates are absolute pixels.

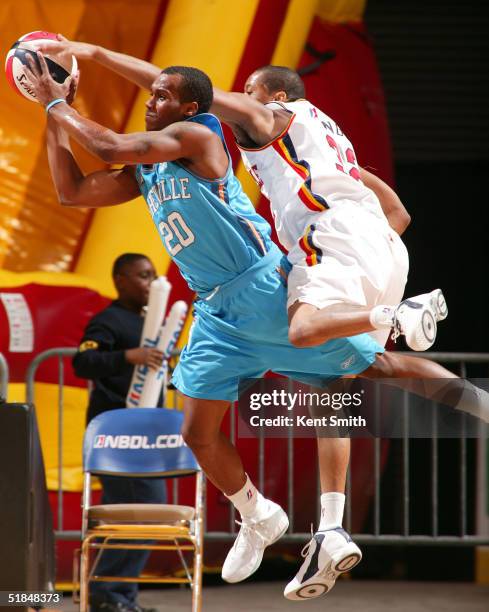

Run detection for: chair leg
[[72, 548, 80, 603], [192, 473, 205, 612], [192, 541, 203, 612], [80, 539, 91, 612]]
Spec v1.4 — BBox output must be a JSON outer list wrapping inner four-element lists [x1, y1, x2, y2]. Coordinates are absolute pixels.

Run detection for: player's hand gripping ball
[[5, 31, 78, 102]]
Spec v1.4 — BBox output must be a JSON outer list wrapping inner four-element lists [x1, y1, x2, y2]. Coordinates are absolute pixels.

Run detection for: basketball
[[5, 31, 77, 102]]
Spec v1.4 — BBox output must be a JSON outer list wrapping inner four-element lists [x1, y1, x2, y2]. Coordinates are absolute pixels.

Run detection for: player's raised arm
[[212, 88, 279, 146], [212, 89, 273, 132], [46, 117, 140, 207], [359, 167, 411, 236], [43, 66, 140, 208], [37, 34, 160, 91], [37, 36, 282, 147], [26, 52, 207, 167], [47, 103, 200, 166]]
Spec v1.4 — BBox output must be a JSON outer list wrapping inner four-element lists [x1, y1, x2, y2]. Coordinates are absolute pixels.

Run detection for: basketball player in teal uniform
[[25, 50, 488, 603], [25, 53, 379, 593]]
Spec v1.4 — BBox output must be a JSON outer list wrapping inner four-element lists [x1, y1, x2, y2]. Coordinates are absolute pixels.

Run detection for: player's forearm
[[383, 201, 411, 236], [360, 168, 411, 235], [46, 115, 138, 207], [48, 102, 119, 163], [211, 88, 233, 121], [384, 210, 411, 236], [211, 89, 257, 126], [91, 44, 160, 90], [46, 116, 85, 206]]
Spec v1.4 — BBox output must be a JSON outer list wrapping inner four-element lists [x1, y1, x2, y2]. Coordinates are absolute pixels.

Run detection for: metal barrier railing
[[203, 352, 489, 546], [25, 346, 179, 540], [24, 348, 489, 546], [0, 352, 8, 401], [26, 347, 78, 539]]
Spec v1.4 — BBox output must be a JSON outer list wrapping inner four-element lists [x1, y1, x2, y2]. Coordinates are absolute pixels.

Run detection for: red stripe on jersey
[[299, 225, 321, 266], [298, 185, 327, 212], [299, 235, 316, 266], [273, 137, 328, 213], [272, 138, 308, 180]]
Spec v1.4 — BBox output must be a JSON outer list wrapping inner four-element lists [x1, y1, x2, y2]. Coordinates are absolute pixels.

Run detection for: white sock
[[319, 492, 345, 531], [454, 382, 489, 424], [369, 305, 395, 329], [226, 474, 268, 519]]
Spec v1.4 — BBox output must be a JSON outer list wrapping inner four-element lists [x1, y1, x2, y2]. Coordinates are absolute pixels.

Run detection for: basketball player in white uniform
[[212, 66, 453, 600], [234, 67, 446, 353], [241, 101, 411, 350]]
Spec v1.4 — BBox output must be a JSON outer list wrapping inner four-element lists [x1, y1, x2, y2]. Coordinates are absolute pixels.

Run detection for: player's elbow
[[288, 324, 320, 348], [57, 190, 87, 208], [58, 192, 80, 207], [387, 206, 411, 236], [395, 209, 411, 235], [402, 210, 412, 230]]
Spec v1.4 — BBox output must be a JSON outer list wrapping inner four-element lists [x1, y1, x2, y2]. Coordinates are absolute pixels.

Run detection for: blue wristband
[[45, 98, 65, 114]]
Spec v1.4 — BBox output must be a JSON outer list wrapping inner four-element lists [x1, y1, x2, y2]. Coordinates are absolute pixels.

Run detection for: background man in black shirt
[[73, 253, 166, 612]]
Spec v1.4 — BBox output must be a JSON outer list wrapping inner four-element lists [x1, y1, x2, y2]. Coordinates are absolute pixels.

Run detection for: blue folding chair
[[79, 408, 204, 612]]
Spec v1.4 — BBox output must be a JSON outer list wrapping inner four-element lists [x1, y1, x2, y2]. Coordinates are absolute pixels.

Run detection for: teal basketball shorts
[[172, 248, 384, 401]]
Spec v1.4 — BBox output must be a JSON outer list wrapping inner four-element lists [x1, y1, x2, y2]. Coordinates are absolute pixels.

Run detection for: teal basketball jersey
[[135, 114, 275, 296]]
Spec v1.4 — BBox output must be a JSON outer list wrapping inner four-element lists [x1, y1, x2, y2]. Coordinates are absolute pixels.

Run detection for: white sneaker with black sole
[[284, 527, 362, 601], [392, 289, 448, 351], [408, 288, 448, 322], [222, 500, 289, 583]]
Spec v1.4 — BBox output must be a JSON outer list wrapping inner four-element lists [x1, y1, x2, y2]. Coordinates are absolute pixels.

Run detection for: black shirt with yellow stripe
[[72, 300, 143, 424]]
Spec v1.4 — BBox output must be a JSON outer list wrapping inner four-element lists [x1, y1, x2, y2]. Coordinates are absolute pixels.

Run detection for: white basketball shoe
[[284, 527, 362, 601], [391, 289, 448, 351], [222, 500, 289, 583]]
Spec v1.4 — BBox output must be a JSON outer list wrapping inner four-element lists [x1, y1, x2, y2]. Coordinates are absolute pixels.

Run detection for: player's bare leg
[[284, 425, 361, 600], [288, 288, 448, 352], [289, 301, 374, 346], [317, 437, 350, 494], [285, 349, 489, 601], [182, 396, 288, 583], [361, 350, 456, 383], [360, 352, 489, 423], [182, 397, 244, 493]]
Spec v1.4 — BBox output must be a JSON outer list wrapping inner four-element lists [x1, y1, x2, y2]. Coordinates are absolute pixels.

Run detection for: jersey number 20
[[159, 212, 195, 256]]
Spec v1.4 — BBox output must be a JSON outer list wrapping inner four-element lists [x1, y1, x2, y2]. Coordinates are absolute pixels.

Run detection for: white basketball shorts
[[287, 202, 409, 347]]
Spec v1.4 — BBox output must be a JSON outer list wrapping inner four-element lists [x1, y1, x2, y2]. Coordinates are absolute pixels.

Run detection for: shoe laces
[[300, 524, 316, 558], [233, 518, 267, 550], [390, 305, 402, 343], [300, 525, 337, 581]]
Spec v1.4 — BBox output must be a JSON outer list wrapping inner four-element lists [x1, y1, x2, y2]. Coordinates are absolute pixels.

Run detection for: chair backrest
[[83, 408, 198, 478]]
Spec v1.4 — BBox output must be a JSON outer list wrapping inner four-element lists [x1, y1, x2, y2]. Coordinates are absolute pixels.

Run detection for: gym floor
[[59, 580, 489, 611]]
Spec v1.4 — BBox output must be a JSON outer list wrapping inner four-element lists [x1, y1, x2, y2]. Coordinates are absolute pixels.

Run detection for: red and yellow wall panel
[[0, 0, 168, 273]]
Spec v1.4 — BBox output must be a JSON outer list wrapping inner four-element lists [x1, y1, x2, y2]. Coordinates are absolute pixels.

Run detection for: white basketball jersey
[[238, 100, 386, 251]]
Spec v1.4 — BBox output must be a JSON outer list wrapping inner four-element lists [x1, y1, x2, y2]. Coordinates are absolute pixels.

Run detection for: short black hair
[[161, 66, 213, 114], [112, 253, 149, 277], [255, 65, 305, 101]]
